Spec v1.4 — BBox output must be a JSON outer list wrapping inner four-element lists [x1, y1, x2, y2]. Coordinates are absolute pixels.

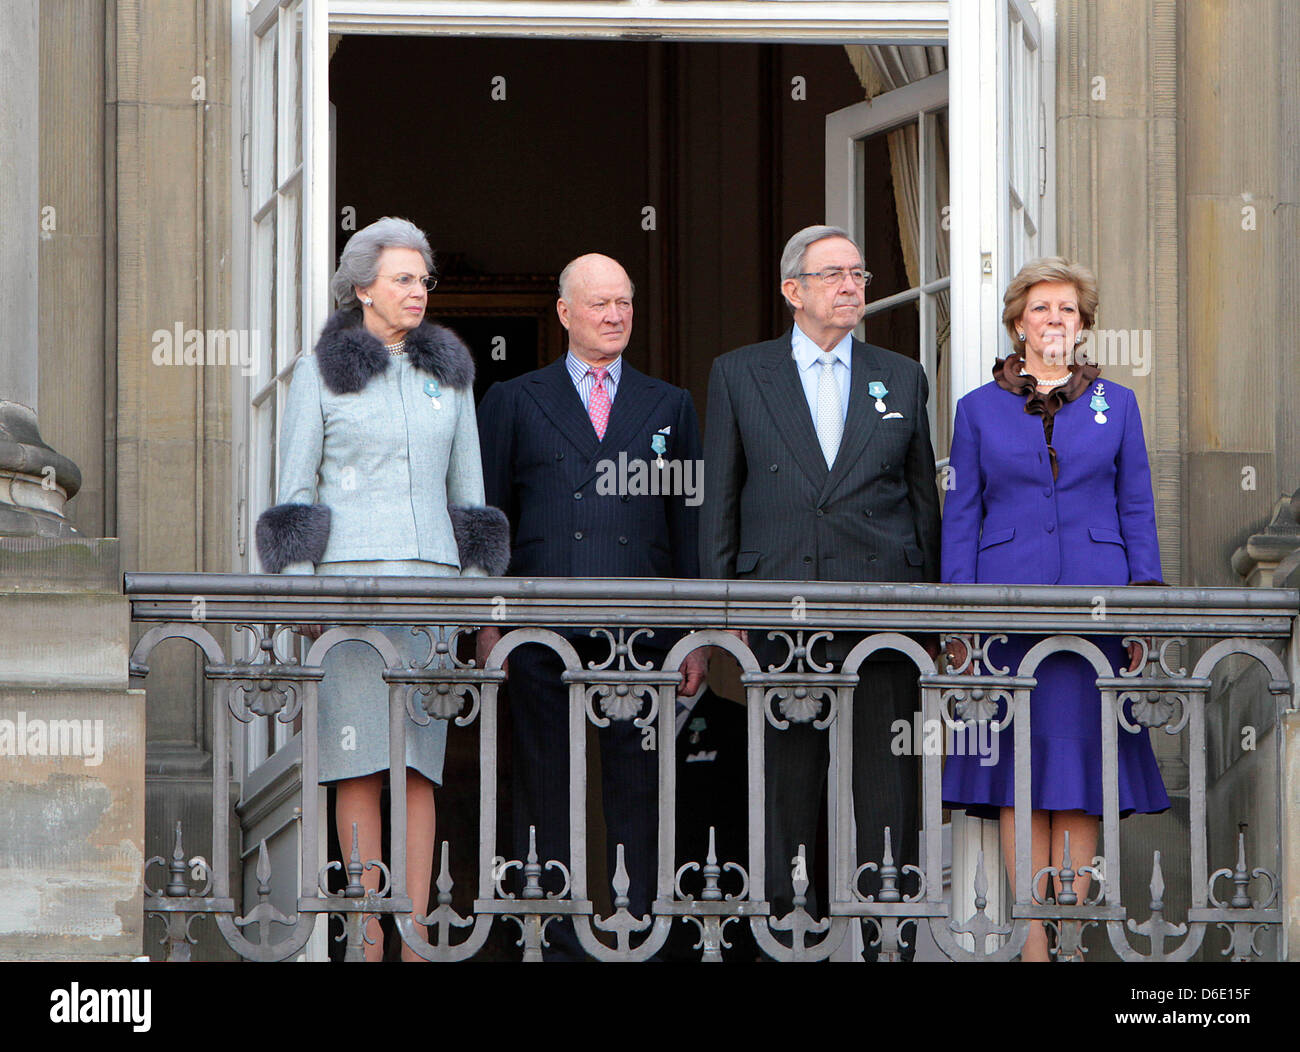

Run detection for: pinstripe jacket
[[477, 355, 702, 649], [255, 309, 509, 577], [479, 355, 702, 579], [699, 330, 941, 587]]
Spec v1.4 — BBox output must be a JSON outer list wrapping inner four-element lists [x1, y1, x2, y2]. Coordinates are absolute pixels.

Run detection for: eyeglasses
[[796, 267, 872, 287], [380, 273, 438, 292]]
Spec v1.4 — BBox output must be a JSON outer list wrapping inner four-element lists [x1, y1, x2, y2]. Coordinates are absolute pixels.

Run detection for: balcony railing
[[125, 574, 1297, 962]]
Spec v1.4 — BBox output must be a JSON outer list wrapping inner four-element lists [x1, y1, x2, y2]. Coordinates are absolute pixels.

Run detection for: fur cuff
[[449, 505, 510, 576], [256, 503, 332, 573]]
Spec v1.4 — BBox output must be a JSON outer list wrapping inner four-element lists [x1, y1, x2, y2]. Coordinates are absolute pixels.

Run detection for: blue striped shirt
[[566, 350, 622, 410]]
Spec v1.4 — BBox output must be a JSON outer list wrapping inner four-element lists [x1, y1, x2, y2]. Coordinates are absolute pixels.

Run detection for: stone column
[[1052, 0, 1188, 961], [1228, 488, 1300, 960], [0, 0, 141, 962], [0, 0, 80, 537]]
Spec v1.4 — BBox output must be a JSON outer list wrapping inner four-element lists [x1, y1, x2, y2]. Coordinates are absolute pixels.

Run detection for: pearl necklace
[[1020, 369, 1070, 389], [385, 339, 406, 356]]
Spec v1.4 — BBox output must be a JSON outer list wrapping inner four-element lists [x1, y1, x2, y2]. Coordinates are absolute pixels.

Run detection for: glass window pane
[[861, 299, 920, 363], [254, 26, 278, 205], [278, 189, 300, 370], [1007, 17, 1018, 191], [291, 2, 303, 170], [857, 127, 916, 304], [268, 208, 278, 370], [253, 214, 276, 384], [926, 109, 950, 282]]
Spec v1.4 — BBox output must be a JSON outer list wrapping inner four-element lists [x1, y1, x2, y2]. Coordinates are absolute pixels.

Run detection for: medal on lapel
[[1089, 382, 1109, 424], [652, 425, 671, 468], [868, 380, 889, 413], [424, 378, 442, 410], [688, 715, 706, 745]]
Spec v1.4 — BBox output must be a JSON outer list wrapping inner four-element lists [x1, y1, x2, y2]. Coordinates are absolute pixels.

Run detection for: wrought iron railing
[[125, 574, 1296, 962]]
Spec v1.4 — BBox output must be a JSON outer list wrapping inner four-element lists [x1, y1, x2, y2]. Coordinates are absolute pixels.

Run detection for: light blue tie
[[816, 351, 842, 468]]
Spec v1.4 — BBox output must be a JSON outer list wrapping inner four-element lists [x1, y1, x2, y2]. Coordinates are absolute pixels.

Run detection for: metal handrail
[[127, 573, 1297, 962]]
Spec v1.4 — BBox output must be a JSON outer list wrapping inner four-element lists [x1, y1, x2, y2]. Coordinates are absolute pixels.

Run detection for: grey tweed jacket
[[255, 308, 509, 577]]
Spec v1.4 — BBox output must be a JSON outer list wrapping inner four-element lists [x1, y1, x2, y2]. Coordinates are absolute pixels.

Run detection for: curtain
[[843, 45, 952, 449]]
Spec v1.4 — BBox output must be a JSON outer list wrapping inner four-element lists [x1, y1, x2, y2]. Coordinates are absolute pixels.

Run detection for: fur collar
[[314, 307, 475, 395]]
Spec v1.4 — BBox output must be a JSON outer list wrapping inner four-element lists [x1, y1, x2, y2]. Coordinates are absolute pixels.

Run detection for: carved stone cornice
[[1231, 489, 1300, 588]]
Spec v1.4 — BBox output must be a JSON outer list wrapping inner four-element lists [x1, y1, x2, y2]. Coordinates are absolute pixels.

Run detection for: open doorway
[[328, 36, 924, 410], [324, 35, 937, 958]]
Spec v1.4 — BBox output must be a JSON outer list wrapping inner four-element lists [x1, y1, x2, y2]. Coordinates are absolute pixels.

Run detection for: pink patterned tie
[[588, 366, 611, 440]]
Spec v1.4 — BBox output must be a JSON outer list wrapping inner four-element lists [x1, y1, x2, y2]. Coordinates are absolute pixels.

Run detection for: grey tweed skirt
[[314, 559, 456, 785]]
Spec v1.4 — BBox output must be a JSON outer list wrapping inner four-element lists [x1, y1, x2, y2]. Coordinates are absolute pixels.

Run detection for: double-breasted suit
[[478, 354, 702, 958], [480, 356, 700, 583], [699, 330, 941, 936]]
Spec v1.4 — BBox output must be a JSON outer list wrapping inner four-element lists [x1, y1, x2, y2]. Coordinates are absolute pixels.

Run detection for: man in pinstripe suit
[[476, 253, 706, 959], [699, 226, 941, 955]]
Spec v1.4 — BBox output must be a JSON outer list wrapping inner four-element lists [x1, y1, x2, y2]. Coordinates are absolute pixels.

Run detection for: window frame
[[824, 69, 950, 454]]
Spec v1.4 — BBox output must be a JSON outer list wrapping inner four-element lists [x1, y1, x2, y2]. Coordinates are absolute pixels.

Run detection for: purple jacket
[[941, 375, 1162, 586]]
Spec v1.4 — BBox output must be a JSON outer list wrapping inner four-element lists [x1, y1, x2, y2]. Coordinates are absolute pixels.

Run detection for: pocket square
[[882, 412, 905, 420]]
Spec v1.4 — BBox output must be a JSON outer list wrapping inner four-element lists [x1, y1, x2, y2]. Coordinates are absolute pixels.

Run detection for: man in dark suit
[[663, 685, 760, 961], [699, 226, 941, 951], [476, 253, 705, 959]]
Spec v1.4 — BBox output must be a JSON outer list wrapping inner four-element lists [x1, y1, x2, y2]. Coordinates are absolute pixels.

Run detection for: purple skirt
[[941, 634, 1170, 819]]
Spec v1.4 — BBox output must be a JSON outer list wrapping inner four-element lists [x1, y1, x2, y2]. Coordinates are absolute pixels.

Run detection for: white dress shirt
[[791, 323, 852, 425]]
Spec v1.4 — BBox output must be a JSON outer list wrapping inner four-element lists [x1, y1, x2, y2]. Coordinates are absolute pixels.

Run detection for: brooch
[[1089, 382, 1109, 424], [424, 378, 442, 410], [868, 380, 889, 413], [652, 426, 670, 468]]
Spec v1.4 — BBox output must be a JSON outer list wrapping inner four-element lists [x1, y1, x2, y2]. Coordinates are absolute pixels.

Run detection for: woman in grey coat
[[255, 217, 508, 961]]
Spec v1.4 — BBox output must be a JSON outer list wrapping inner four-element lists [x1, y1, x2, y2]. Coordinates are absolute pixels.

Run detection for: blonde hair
[[1002, 257, 1099, 347]]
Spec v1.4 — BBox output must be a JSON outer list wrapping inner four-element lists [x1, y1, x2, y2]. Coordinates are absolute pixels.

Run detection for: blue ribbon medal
[[424, 378, 442, 409], [1089, 382, 1109, 424], [868, 380, 889, 413], [650, 432, 667, 468]]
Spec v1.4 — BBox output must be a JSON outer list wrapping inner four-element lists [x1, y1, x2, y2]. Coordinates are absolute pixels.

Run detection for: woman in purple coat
[[940, 257, 1169, 961]]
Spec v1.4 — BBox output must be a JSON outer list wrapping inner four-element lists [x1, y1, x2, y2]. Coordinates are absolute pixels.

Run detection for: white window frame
[[229, 0, 1056, 687], [230, 0, 1056, 961], [947, 0, 1055, 409], [232, 0, 953, 572], [825, 70, 950, 453], [233, 0, 329, 771], [231, 0, 1062, 562]]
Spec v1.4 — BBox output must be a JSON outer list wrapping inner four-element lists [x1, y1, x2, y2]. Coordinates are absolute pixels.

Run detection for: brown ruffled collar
[[993, 351, 1099, 409], [994, 352, 1101, 480]]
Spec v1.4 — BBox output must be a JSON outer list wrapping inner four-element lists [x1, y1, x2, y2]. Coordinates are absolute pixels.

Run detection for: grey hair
[[779, 225, 858, 313], [557, 257, 636, 301], [779, 224, 858, 282], [330, 216, 434, 310]]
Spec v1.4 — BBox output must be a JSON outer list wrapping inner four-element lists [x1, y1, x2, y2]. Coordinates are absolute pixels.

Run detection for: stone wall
[[0, 538, 142, 960]]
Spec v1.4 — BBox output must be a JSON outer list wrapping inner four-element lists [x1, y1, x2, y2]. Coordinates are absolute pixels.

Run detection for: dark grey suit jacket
[[699, 330, 941, 589]]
